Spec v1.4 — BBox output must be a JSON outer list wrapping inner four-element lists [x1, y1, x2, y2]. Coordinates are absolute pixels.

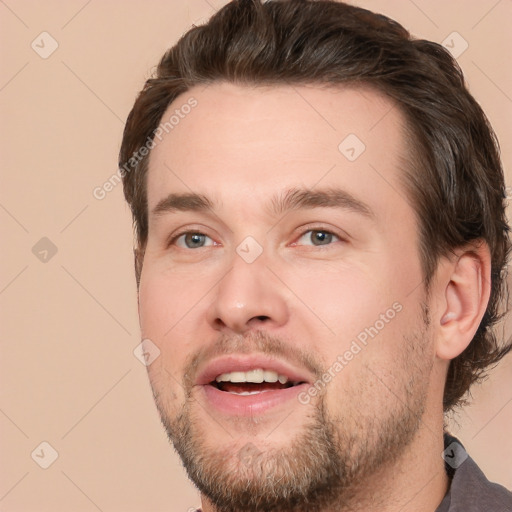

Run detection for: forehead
[[146, 82, 411, 219]]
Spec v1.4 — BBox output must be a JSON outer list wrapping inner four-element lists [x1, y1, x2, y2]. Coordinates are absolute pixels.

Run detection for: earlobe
[[436, 241, 491, 361]]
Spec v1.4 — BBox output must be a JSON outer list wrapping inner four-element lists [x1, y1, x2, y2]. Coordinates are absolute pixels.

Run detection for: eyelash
[[293, 228, 342, 248], [169, 231, 217, 249], [168, 226, 344, 249]]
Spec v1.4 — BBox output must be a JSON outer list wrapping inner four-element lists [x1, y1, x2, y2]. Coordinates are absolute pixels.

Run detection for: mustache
[[181, 330, 324, 390]]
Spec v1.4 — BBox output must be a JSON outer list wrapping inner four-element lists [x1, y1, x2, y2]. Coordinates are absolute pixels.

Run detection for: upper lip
[[195, 354, 314, 386]]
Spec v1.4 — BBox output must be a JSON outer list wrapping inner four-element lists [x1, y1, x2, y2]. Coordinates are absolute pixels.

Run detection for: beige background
[[1, 1, 511, 511]]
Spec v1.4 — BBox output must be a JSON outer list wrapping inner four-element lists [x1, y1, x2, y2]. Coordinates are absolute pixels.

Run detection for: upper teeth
[[215, 369, 288, 384]]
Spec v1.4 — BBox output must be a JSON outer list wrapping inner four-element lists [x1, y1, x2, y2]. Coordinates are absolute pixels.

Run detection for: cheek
[[320, 299, 428, 415], [138, 261, 208, 339], [138, 272, 176, 340], [284, 262, 413, 388], [284, 261, 395, 344], [138, 269, 191, 379], [139, 271, 200, 409]]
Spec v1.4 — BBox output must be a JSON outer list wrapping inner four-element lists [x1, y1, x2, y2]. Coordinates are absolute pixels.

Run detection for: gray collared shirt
[[435, 434, 512, 512]]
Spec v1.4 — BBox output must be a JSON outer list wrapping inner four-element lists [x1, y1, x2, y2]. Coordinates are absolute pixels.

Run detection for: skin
[[137, 82, 491, 511]]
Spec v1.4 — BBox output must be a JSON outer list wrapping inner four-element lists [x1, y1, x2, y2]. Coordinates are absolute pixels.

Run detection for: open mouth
[[210, 368, 306, 395], [197, 357, 312, 415]]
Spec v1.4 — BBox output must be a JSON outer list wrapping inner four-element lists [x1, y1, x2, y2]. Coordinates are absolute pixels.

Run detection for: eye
[[296, 229, 341, 246], [174, 232, 215, 249]]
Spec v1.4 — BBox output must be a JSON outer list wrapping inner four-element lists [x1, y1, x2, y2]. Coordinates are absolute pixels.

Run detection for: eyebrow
[[152, 193, 214, 216], [150, 187, 375, 220], [269, 187, 375, 219]]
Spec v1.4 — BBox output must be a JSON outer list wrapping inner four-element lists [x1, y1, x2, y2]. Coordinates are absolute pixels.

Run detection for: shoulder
[[454, 457, 512, 510], [440, 435, 512, 511]]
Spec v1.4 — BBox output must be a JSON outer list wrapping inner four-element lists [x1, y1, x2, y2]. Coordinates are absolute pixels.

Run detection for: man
[[119, 1, 512, 510]]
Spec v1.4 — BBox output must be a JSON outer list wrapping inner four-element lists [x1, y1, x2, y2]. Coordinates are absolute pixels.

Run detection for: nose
[[206, 249, 289, 334]]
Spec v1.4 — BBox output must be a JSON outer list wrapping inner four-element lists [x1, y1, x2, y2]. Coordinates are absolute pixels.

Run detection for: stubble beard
[[151, 318, 432, 512]]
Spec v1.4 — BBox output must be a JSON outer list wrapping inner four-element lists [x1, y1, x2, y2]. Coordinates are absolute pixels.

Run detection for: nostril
[[254, 315, 270, 322], [214, 318, 227, 328]]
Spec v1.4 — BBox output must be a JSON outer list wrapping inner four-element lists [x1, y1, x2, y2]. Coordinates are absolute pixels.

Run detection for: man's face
[[139, 83, 437, 511]]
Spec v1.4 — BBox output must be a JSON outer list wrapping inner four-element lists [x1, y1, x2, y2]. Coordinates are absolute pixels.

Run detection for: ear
[[435, 240, 492, 361]]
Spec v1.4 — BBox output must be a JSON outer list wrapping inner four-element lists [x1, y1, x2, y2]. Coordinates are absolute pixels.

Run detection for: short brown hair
[[119, 0, 511, 411]]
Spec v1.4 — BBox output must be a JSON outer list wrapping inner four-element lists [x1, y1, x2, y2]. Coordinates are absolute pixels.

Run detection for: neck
[[337, 422, 449, 512]]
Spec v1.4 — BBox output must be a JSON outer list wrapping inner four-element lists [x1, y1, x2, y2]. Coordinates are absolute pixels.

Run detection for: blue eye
[[175, 232, 214, 249], [296, 230, 340, 246], [171, 229, 340, 249]]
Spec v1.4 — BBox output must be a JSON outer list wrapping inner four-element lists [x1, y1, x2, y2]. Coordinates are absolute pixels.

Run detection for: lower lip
[[201, 383, 309, 416]]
